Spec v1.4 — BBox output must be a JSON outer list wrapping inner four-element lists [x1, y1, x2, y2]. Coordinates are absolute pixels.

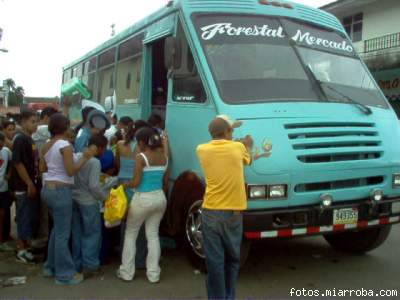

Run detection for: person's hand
[[27, 182, 37, 199], [242, 135, 254, 150]]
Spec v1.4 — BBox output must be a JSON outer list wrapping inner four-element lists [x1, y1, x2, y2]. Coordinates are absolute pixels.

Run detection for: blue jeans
[[41, 186, 76, 282], [201, 209, 243, 300], [15, 192, 37, 241], [71, 202, 101, 271]]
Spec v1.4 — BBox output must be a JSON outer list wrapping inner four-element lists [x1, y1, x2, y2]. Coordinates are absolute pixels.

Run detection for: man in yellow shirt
[[196, 115, 253, 300]]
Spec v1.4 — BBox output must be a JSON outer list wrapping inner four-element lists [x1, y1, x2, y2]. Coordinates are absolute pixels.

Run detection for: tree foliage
[[3, 78, 24, 106]]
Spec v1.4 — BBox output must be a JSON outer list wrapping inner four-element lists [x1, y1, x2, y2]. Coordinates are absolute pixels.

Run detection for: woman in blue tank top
[[117, 127, 168, 283]]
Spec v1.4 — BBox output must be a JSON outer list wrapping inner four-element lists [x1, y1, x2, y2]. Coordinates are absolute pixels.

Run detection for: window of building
[[343, 13, 363, 42]]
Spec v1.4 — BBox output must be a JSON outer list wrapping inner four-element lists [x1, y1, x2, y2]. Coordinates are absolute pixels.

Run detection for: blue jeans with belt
[[41, 185, 76, 282], [201, 209, 243, 300]]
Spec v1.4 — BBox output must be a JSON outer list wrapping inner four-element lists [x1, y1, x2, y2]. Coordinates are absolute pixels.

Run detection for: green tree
[[3, 78, 24, 106]]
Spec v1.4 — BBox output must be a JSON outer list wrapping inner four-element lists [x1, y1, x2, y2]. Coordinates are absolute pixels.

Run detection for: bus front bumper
[[243, 197, 400, 239]]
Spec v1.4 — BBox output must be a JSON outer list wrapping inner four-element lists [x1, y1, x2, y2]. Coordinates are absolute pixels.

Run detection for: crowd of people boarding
[[0, 105, 255, 300]]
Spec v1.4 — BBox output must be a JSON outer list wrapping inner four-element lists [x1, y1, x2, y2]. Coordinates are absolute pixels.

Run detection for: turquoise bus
[[62, 0, 400, 267]]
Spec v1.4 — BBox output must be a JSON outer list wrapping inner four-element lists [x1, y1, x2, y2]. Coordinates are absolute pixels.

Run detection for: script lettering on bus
[[291, 30, 354, 53], [200, 23, 354, 54], [200, 23, 285, 40]]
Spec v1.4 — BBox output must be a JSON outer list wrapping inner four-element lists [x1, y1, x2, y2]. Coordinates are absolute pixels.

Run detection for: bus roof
[[63, 0, 343, 70]]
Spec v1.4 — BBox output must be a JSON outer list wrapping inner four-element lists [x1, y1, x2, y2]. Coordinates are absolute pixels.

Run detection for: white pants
[[119, 190, 167, 282]]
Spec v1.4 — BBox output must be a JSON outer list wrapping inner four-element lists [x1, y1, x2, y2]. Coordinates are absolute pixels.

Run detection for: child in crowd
[[10, 109, 39, 264], [0, 119, 15, 241], [118, 127, 168, 283], [1, 119, 16, 150], [40, 113, 95, 285], [71, 134, 108, 277], [0, 132, 12, 252]]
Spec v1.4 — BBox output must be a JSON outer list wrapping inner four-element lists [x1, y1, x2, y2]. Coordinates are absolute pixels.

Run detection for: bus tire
[[323, 225, 391, 253], [183, 199, 251, 272]]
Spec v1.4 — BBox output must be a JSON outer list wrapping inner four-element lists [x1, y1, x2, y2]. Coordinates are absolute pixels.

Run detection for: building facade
[[321, 0, 400, 116]]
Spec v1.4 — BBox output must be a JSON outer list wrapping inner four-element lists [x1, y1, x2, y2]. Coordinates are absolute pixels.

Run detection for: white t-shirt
[[0, 147, 11, 192], [43, 140, 74, 185]]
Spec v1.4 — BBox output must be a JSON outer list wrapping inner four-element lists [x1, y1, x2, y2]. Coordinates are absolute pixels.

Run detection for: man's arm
[[13, 137, 36, 197]]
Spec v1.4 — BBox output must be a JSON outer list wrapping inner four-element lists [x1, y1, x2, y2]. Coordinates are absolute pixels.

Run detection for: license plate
[[333, 208, 358, 225]]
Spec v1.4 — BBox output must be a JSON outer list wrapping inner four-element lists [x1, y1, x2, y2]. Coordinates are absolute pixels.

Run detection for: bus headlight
[[371, 189, 384, 202], [320, 193, 333, 207], [248, 185, 267, 199], [269, 185, 287, 199], [393, 174, 400, 188]]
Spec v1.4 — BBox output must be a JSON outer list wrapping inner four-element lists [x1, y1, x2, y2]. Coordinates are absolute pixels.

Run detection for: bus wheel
[[183, 200, 251, 272], [323, 226, 391, 253]]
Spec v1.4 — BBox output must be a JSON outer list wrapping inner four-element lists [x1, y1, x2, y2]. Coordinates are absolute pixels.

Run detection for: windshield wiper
[[306, 65, 372, 116], [322, 84, 373, 115], [305, 65, 328, 101]]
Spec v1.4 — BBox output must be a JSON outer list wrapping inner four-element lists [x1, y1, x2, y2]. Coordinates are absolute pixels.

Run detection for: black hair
[[40, 107, 58, 120], [89, 133, 108, 149], [48, 113, 70, 137], [0, 132, 5, 142], [119, 116, 135, 145], [147, 114, 163, 127], [20, 109, 37, 122], [134, 120, 149, 131], [114, 130, 123, 142], [1, 119, 15, 130], [75, 106, 96, 134], [135, 127, 162, 150]]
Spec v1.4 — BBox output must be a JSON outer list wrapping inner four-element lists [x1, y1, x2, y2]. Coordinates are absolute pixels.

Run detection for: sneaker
[[116, 270, 132, 282], [0, 242, 14, 252], [16, 250, 35, 264], [42, 268, 54, 278], [55, 273, 84, 285]]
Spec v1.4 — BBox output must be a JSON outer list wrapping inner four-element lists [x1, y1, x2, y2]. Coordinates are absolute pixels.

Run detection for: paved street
[[1, 224, 399, 299]]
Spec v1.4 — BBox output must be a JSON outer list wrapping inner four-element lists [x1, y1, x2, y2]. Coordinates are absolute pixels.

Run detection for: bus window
[[115, 34, 144, 105], [116, 55, 142, 105], [151, 39, 168, 119], [171, 23, 207, 104], [97, 48, 116, 103]]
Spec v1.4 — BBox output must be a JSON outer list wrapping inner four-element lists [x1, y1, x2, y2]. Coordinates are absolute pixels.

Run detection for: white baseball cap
[[216, 114, 242, 129]]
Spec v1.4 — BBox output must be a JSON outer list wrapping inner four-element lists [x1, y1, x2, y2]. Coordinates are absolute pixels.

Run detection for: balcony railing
[[364, 32, 400, 53]]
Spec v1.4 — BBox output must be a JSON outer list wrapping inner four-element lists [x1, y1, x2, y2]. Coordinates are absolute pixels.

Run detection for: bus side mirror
[[164, 36, 182, 71]]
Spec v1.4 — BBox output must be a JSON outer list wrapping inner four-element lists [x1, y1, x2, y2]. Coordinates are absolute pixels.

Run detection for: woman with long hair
[[40, 113, 95, 285], [118, 127, 169, 283]]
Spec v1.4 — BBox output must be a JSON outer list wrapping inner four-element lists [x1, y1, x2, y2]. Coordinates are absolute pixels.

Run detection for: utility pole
[[111, 23, 115, 37]]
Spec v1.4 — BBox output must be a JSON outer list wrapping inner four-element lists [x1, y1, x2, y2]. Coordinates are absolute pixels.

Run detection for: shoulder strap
[[140, 152, 150, 167], [130, 141, 137, 152]]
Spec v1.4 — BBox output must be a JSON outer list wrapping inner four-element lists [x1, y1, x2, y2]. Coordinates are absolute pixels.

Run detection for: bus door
[[142, 14, 177, 124]]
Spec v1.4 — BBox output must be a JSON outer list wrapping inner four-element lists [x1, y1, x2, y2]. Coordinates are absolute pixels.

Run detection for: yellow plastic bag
[[104, 185, 128, 227]]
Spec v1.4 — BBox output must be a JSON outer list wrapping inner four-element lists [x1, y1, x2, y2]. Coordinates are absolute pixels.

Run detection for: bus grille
[[285, 122, 383, 163], [294, 176, 384, 192]]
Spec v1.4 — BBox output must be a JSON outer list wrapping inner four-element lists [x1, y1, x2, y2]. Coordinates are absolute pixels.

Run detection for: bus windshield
[[192, 14, 388, 108]]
